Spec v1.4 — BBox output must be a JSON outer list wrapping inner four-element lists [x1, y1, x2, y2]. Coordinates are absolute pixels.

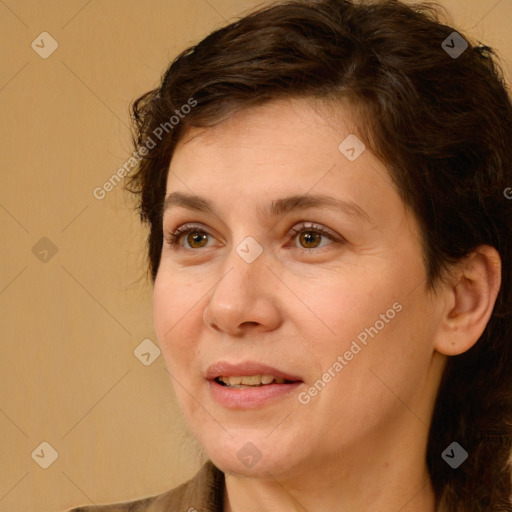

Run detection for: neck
[[224, 462, 438, 512], [224, 464, 437, 512]]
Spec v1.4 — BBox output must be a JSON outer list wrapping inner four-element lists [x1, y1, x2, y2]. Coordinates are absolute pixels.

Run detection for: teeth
[[261, 375, 274, 385], [242, 375, 262, 386], [218, 374, 288, 387]]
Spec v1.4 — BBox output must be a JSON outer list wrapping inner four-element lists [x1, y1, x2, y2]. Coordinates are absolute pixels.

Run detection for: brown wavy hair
[[126, 0, 512, 509]]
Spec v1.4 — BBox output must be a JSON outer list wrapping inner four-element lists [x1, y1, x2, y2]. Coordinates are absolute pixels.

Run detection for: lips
[[206, 361, 303, 408], [205, 361, 303, 383]]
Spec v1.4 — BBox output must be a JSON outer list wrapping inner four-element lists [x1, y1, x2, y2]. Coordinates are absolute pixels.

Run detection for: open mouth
[[206, 362, 304, 407], [207, 364, 304, 407], [215, 375, 298, 388]]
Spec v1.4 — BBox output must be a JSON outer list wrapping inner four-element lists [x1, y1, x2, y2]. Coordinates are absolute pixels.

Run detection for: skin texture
[[152, 98, 501, 512]]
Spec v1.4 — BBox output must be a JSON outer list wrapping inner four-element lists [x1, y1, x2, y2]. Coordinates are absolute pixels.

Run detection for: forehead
[[164, 97, 408, 230], [175, 97, 362, 154], [168, 98, 371, 187]]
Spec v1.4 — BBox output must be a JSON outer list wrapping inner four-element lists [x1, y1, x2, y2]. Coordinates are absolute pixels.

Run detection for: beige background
[[0, 0, 510, 510]]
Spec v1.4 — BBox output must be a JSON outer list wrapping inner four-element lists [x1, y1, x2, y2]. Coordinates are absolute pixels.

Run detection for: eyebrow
[[162, 191, 373, 224]]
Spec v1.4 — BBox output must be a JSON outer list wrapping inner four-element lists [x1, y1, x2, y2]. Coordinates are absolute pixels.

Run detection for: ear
[[434, 245, 502, 356]]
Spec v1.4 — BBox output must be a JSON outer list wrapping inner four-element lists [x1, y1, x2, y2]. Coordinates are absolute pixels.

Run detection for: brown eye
[[165, 224, 214, 250], [298, 231, 322, 249], [186, 231, 209, 249], [289, 223, 339, 252]]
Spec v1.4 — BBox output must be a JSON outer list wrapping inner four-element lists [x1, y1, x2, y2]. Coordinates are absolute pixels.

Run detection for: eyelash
[[164, 222, 341, 253]]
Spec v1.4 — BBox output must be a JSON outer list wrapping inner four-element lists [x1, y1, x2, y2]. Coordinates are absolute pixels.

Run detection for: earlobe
[[434, 245, 501, 356]]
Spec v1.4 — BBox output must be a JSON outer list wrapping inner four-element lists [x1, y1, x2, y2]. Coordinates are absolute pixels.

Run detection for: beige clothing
[[67, 460, 224, 512]]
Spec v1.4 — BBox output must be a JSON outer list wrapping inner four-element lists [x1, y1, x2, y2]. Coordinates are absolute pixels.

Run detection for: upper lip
[[205, 361, 303, 382]]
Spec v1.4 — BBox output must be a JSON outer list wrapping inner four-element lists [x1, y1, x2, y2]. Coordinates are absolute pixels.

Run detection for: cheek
[[292, 268, 392, 345], [152, 271, 204, 370], [304, 260, 427, 373]]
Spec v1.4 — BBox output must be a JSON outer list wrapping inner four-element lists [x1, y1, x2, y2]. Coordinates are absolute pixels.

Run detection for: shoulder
[[64, 460, 224, 512]]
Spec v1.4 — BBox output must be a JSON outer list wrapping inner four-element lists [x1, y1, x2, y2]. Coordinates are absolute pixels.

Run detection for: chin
[[200, 432, 302, 479]]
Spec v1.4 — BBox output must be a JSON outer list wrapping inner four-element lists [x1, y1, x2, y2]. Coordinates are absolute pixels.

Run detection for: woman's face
[[153, 98, 446, 479]]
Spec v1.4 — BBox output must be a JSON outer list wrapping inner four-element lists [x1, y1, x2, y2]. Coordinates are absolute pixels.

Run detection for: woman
[[68, 0, 512, 510]]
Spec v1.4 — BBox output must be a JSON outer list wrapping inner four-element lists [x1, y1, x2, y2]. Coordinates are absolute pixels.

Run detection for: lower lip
[[209, 379, 303, 409]]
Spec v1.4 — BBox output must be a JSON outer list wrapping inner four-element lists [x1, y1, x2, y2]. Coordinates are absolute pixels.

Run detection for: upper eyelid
[[288, 223, 338, 242], [166, 221, 336, 236]]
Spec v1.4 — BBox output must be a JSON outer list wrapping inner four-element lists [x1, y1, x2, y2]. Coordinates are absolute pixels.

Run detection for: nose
[[202, 246, 282, 337]]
